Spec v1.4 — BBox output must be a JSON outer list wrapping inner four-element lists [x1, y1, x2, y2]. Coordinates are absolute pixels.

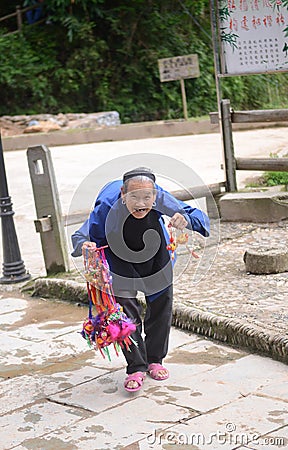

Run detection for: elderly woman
[[71, 167, 209, 392]]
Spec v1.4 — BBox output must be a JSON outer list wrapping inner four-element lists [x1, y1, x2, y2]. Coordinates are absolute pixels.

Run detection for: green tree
[[0, 0, 287, 120]]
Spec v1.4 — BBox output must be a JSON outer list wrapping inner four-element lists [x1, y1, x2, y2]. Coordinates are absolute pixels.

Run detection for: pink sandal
[[124, 371, 146, 392], [148, 363, 169, 381]]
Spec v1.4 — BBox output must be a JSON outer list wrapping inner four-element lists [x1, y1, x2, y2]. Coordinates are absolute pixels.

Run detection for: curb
[[3, 119, 288, 152], [173, 304, 288, 365], [29, 278, 288, 365], [3, 120, 217, 151]]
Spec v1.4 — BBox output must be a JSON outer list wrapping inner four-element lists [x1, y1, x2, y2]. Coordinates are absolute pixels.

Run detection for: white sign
[[158, 54, 200, 82], [218, 0, 288, 75]]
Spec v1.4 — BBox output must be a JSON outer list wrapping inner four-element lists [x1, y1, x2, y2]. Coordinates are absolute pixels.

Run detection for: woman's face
[[121, 179, 156, 219]]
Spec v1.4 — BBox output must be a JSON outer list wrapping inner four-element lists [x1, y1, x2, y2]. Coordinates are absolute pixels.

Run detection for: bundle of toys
[[81, 245, 136, 360], [166, 225, 199, 260]]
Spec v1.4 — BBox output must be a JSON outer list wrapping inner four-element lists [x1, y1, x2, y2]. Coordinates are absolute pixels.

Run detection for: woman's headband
[[123, 168, 156, 183]]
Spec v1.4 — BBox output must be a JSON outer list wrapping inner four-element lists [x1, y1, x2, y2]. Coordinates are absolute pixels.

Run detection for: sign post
[[158, 54, 200, 120], [180, 78, 188, 121]]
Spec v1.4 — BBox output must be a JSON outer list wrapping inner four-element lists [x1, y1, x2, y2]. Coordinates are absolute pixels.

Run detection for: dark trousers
[[115, 285, 173, 374], [26, 6, 43, 24]]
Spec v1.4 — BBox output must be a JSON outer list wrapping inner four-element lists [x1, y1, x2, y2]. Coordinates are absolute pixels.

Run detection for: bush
[[0, 28, 60, 114], [0, 1, 288, 119], [263, 171, 288, 186]]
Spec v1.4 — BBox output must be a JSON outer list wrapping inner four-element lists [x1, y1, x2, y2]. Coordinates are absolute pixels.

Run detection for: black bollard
[[0, 132, 31, 284]]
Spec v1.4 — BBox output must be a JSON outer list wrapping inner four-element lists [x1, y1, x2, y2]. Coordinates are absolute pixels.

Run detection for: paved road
[[1, 127, 288, 277], [0, 292, 287, 450], [0, 129, 287, 449]]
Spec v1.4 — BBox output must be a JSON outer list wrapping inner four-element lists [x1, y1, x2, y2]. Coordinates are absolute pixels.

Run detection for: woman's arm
[[71, 219, 90, 257], [156, 185, 210, 237]]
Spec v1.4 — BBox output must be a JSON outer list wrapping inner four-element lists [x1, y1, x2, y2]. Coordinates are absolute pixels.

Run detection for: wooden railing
[[210, 100, 288, 191], [0, 4, 45, 36], [210, 108, 288, 125], [64, 182, 225, 227]]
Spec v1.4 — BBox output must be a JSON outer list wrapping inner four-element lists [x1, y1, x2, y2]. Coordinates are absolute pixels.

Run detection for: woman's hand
[[169, 213, 188, 230], [82, 241, 97, 251]]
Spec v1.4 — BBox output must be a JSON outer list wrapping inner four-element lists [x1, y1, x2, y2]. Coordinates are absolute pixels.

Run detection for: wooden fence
[[0, 4, 45, 35], [210, 100, 288, 191], [64, 182, 224, 227]]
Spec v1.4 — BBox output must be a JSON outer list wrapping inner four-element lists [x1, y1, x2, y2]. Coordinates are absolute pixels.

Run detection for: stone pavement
[[30, 220, 288, 364], [0, 290, 287, 450], [1, 127, 288, 448]]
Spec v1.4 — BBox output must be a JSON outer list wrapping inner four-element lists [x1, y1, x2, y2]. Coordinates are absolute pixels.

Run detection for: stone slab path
[[0, 292, 287, 450]]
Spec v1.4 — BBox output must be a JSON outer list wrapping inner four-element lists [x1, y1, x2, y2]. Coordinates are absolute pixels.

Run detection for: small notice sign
[[158, 54, 200, 82]]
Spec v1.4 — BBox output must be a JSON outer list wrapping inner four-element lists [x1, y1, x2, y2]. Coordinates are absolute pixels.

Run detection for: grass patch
[[262, 171, 288, 186], [264, 152, 288, 186]]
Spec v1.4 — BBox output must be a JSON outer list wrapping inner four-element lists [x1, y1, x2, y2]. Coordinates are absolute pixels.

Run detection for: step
[[219, 191, 288, 222]]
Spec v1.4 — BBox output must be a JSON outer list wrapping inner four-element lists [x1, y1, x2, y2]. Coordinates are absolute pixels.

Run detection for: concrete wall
[[3, 118, 288, 152]]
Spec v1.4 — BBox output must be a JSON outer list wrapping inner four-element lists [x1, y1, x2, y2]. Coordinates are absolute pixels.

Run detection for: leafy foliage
[[262, 153, 288, 186], [0, 0, 287, 120], [263, 171, 288, 186], [0, 29, 60, 113]]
